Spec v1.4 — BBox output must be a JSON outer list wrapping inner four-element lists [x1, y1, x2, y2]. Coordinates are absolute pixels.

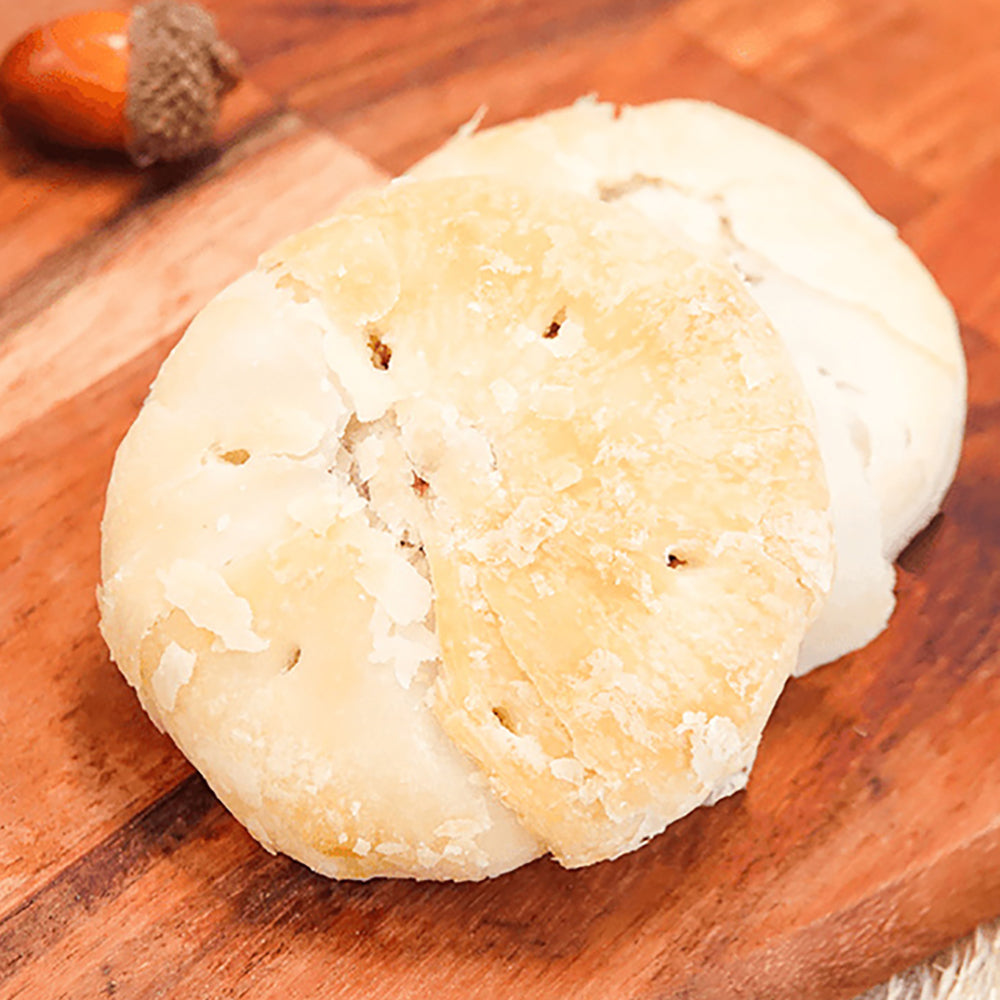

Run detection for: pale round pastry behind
[[410, 99, 967, 672], [100, 178, 832, 879]]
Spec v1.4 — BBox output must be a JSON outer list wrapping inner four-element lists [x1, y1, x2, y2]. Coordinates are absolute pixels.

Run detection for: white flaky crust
[[100, 178, 832, 878], [411, 99, 967, 672]]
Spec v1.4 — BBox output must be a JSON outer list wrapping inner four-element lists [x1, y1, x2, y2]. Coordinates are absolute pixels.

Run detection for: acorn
[[0, 1, 242, 166]]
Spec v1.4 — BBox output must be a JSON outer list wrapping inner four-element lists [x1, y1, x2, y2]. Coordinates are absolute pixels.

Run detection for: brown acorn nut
[[0, 1, 242, 166]]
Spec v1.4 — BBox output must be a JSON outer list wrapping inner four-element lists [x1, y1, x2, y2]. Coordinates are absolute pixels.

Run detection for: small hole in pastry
[[219, 448, 250, 465], [543, 307, 566, 339], [411, 473, 430, 497], [666, 553, 686, 568], [491, 706, 516, 733], [283, 647, 302, 673], [367, 328, 392, 370], [399, 536, 426, 555]]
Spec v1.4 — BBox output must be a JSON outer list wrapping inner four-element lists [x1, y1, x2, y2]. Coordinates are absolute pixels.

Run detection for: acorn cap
[[126, 0, 242, 166]]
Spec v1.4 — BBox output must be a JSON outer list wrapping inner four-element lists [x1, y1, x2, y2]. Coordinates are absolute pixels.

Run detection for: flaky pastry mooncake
[[100, 178, 832, 879]]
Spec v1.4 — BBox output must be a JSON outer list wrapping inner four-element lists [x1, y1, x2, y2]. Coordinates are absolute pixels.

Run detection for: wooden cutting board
[[2, 15, 1000, 1000]]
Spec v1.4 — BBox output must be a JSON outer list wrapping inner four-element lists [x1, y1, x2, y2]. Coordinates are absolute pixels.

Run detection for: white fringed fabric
[[859, 919, 1000, 1000]]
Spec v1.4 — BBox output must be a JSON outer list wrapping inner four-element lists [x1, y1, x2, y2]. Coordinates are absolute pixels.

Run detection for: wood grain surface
[[1, 1, 999, 998]]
